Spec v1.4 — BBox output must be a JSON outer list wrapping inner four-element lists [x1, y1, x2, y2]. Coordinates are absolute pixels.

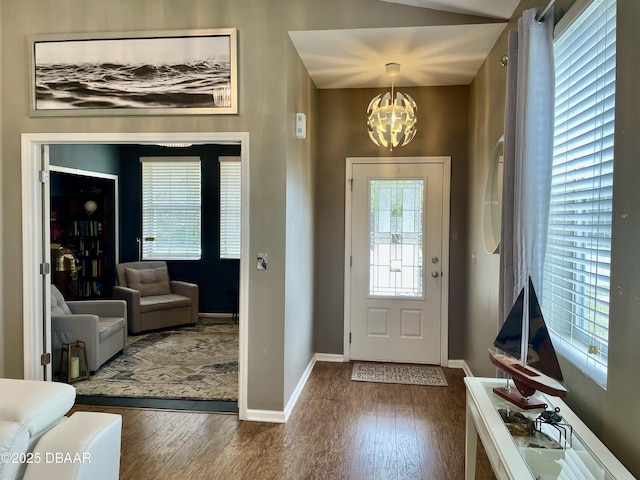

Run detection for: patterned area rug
[[351, 362, 448, 387], [73, 319, 238, 401]]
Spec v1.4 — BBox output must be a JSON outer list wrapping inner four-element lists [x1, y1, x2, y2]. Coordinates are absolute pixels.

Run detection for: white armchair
[[50, 285, 126, 373]]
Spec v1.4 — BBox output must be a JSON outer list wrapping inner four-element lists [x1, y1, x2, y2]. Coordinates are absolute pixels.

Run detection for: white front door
[[348, 161, 445, 364]]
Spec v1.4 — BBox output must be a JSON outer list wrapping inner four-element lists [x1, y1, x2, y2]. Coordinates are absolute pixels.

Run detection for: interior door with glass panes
[[349, 162, 443, 364]]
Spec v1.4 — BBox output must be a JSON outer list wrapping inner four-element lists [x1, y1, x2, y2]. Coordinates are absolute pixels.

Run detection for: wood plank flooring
[[71, 362, 496, 479]]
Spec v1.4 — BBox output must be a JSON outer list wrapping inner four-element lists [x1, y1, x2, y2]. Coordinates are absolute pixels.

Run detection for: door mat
[[351, 362, 448, 387]]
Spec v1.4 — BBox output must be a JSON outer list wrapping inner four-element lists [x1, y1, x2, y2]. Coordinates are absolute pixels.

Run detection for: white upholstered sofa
[[113, 261, 198, 334], [0, 378, 121, 480]]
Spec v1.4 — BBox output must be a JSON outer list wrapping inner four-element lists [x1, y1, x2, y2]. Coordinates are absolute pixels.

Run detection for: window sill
[[550, 331, 608, 389]]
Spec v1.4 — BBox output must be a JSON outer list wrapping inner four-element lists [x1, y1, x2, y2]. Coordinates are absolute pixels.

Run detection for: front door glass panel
[[369, 179, 424, 297]]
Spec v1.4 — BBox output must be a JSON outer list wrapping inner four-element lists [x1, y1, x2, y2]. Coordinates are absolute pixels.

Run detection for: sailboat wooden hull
[[490, 278, 567, 409], [490, 353, 567, 398]]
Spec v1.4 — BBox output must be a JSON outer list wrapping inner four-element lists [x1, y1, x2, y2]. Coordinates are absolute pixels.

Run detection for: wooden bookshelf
[[50, 174, 114, 299]]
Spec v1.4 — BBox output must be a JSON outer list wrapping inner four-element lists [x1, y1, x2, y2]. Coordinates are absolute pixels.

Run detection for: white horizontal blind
[[542, 0, 616, 387], [219, 157, 241, 259], [141, 157, 202, 260]]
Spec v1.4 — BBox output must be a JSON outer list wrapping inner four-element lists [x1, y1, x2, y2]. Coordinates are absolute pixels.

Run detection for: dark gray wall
[[314, 85, 470, 359]]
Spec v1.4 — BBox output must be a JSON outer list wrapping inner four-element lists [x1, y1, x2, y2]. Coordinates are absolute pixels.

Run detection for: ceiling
[[380, 0, 520, 20], [289, 0, 519, 90]]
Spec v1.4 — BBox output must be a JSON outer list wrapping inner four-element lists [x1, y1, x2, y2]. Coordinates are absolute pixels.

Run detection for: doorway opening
[[21, 132, 250, 419]]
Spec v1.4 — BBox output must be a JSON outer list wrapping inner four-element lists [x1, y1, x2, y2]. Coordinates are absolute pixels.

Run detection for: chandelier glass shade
[[367, 63, 417, 150]]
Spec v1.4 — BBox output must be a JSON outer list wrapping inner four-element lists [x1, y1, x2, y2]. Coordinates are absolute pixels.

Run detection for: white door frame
[[21, 132, 250, 420], [343, 156, 451, 366]]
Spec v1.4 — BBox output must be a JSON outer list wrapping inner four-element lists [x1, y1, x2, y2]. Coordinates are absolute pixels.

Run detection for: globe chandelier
[[367, 63, 418, 151]]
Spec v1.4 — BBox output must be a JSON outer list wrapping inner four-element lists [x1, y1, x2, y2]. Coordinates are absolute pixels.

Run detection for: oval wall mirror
[[482, 135, 504, 254]]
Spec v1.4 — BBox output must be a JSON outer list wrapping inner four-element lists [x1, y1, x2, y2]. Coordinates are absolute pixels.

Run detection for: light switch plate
[[295, 113, 306, 139]]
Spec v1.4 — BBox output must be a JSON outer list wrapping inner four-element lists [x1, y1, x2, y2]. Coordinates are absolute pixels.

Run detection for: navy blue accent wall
[[118, 144, 241, 314], [49, 144, 122, 175], [50, 143, 241, 314]]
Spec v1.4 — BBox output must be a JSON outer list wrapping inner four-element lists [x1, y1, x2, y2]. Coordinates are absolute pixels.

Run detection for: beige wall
[[314, 86, 470, 358], [0, 0, 491, 411], [466, 0, 640, 475], [284, 38, 317, 401], [1, 0, 290, 412], [464, 15, 509, 380]]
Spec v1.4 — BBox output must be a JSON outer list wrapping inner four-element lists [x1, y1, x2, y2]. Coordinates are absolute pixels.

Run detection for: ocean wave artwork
[[35, 60, 232, 110]]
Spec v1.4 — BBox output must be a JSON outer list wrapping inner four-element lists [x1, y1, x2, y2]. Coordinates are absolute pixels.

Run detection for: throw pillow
[[125, 266, 171, 296]]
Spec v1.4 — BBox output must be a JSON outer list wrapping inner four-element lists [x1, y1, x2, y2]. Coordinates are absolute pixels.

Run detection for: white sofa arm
[[23, 412, 122, 480]]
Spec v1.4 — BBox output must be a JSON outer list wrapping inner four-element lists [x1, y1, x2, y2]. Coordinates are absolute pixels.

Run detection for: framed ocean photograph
[[29, 29, 237, 116]]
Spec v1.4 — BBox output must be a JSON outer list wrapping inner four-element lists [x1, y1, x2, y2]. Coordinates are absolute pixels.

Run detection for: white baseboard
[[448, 359, 473, 377], [447, 359, 465, 369], [244, 409, 286, 423], [245, 354, 318, 424], [283, 355, 316, 421], [314, 353, 346, 363]]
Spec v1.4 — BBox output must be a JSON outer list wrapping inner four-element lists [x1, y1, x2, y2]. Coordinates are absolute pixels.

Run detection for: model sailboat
[[489, 277, 567, 409]]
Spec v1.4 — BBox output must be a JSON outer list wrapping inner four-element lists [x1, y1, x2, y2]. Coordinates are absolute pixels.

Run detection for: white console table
[[465, 377, 634, 480]]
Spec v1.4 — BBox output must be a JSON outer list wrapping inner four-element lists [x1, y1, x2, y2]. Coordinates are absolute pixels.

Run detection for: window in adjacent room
[[219, 157, 241, 259], [542, 0, 616, 388], [141, 157, 202, 260]]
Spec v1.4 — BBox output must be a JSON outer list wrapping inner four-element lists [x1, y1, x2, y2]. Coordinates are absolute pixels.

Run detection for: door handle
[[432, 271, 439, 278]]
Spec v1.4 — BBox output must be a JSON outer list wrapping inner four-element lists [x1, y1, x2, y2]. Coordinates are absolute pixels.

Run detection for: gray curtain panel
[[499, 8, 555, 327]]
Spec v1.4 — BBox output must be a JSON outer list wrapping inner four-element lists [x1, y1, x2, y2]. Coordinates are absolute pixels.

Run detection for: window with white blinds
[[542, 0, 616, 388], [141, 157, 202, 260], [219, 157, 241, 259]]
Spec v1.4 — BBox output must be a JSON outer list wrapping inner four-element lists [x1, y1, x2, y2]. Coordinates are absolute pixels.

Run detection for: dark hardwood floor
[[71, 362, 496, 479]]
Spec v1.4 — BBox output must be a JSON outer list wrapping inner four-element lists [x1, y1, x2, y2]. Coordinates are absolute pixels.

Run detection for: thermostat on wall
[[257, 253, 267, 270], [296, 113, 306, 139]]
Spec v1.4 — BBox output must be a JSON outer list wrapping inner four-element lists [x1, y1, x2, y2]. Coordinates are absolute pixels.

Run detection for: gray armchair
[[50, 285, 126, 373], [113, 261, 198, 334]]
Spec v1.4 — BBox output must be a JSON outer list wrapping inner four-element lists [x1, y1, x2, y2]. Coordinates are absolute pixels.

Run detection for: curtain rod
[[535, 0, 556, 22]]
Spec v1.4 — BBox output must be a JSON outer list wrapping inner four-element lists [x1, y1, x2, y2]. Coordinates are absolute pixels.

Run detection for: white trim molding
[[21, 131, 251, 421], [314, 353, 346, 363], [448, 359, 474, 377], [283, 355, 316, 421], [246, 354, 317, 424], [244, 353, 346, 424], [244, 409, 287, 423]]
